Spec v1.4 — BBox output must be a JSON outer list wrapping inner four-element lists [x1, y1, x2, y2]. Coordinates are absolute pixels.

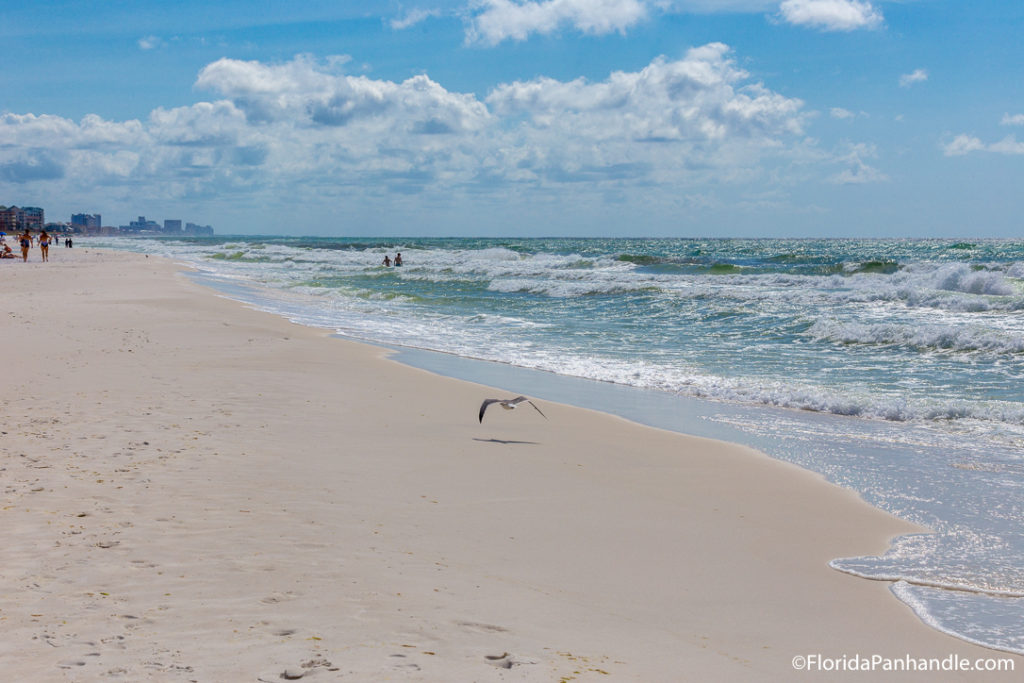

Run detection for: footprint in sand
[[267, 657, 337, 680], [100, 634, 127, 649], [260, 591, 300, 605], [271, 628, 297, 636], [389, 654, 421, 671], [485, 652, 514, 669], [57, 659, 86, 669], [456, 620, 509, 634], [485, 652, 535, 669]]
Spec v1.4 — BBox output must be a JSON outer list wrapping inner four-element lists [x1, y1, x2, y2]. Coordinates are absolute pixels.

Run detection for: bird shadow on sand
[[473, 438, 540, 445]]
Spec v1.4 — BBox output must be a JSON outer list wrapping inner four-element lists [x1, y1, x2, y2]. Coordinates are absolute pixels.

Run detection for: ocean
[[89, 234, 1024, 654]]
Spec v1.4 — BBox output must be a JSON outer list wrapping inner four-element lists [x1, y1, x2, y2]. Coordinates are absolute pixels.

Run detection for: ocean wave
[[825, 264, 1024, 312], [927, 263, 1016, 295], [847, 259, 900, 274], [832, 531, 1024, 597], [1006, 262, 1024, 279], [888, 582, 1024, 655], [676, 378, 1024, 426], [616, 253, 664, 265], [487, 277, 657, 297], [807, 319, 1024, 354]]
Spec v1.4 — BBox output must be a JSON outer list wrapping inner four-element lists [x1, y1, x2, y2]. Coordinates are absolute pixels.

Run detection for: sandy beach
[[2, 247, 1019, 682]]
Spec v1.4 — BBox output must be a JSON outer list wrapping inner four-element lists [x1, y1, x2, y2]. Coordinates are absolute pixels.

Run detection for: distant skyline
[[1, 0, 1021, 237]]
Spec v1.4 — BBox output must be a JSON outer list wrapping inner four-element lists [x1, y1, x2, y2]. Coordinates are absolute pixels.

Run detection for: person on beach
[[1, 243, 14, 258], [382, 254, 392, 266], [394, 252, 403, 266], [19, 229, 32, 262], [39, 230, 51, 262]]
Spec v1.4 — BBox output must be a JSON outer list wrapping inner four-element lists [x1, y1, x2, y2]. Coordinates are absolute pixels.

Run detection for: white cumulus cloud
[[942, 115, 1024, 157], [778, 0, 882, 32], [466, 0, 649, 45], [391, 8, 441, 30], [196, 55, 491, 134], [942, 134, 984, 156], [989, 137, 1024, 155], [945, 133, 1024, 157], [899, 69, 928, 87], [487, 43, 805, 142], [138, 35, 164, 50], [0, 46, 820, 220], [830, 142, 887, 184]]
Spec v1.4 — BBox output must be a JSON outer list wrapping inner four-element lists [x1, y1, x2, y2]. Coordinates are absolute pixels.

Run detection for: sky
[[0, 0, 1021, 237]]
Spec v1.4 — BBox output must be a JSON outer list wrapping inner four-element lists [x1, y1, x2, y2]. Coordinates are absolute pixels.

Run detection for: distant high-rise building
[[71, 213, 101, 230], [1, 205, 46, 232], [0, 206, 19, 233], [164, 219, 182, 233], [21, 207, 44, 230], [185, 222, 214, 235], [126, 216, 161, 232]]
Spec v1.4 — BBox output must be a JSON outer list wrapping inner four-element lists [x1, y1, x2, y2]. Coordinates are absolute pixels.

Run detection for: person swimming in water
[[382, 254, 392, 266], [394, 252, 403, 266]]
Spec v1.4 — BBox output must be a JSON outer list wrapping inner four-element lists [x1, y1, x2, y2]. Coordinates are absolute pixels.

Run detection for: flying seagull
[[479, 396, 548, 423]]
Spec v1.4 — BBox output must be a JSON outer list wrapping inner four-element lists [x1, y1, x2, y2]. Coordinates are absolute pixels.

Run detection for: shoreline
[[2, 248, 1019, 680]]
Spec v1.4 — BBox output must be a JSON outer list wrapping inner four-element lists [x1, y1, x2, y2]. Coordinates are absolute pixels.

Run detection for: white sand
[[2, 247, 1019, 681]]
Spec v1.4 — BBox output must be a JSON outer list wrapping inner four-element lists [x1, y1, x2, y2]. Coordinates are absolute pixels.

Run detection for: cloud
[[0, 47, 819, 219], [487, 43, 805, 141], [989, 137, 1024, 155], [195, 55, 490, 133], [1001, 113, 1024, 126], [944, 133, 1024, 157], [466, 0, 649, 45], [0, 153, 65, 183], [830, 107, 855, 119], [390, 8, 441, 30], [830, 142, 887, 184], [148, 101, 249, 147], [0, 112, 145, 148], [138, 35, 164, 50], [899, 69, 928, 87], [778, 0, 882, 32], [942, 134, 984, 156]]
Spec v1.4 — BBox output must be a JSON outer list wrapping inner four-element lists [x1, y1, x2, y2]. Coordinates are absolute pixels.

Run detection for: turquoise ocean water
[[91, 235, 1024, 654]]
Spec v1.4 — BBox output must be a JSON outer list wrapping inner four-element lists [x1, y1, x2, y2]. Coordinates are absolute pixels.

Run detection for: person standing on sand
[[39, 230, 51, 262], [19, 229, 32, 262]]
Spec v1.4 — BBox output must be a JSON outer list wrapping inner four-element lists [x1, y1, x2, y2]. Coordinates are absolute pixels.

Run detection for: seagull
[[478, 396, 548, 423]]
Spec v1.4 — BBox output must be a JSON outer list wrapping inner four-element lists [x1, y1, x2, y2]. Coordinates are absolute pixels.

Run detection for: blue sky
[[1, 0, 1020, 236]]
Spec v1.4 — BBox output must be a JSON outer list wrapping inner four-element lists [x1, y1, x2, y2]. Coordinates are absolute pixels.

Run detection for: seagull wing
[[508, 396, 548, 420], [479, 399, 501, 423], [524, 400, 548, 420]]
